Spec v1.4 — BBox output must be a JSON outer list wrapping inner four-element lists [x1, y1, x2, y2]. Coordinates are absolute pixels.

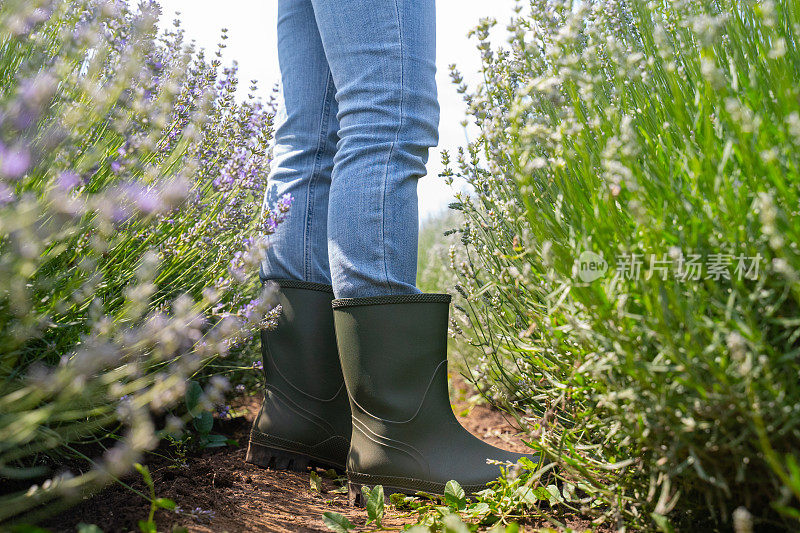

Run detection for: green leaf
[[321, 468, 339, 479], [134, 463, 152, 486], [532, 486, 551, 501], [518, 456, 538, 471], [185, 380, 202, 416], [650, 512, 675, 533], [390, 492, 415, 510], [309, 471, 323, 493], [77, 524, 103, 533], [465, 501, 490, 518], [434, 505, 451, 515], [545, 484, 563, 505], [444, 480, 468, 510], [786, 453, 800, 491], [773, 504, 800, 519], [137, 520, 156, 533], [562, 482, 576, 502], [9, 526, 52, 533], [442, 514, 470, 533], [171, 528, 189, 533], [473, 488, 492, 499], [404, 526, 431, 533], [192, 410, 213, 434], [365, 485, 385, 527], [155, 497, 176, 510], [322, 511, 355, 533], [513, 486, 536, 505], [487, 524, 519, 533], [203, 433, 228, 447]]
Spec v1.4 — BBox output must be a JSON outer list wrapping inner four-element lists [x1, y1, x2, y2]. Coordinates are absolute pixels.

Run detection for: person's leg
[[248, 0, 350, 475], [259, 0, 339, 285], [310, 0, 439, 298]]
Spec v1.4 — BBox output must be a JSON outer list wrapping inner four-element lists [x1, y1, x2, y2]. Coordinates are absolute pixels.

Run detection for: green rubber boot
[[246, 279, 350, 472], [332, 293, 539, 503]]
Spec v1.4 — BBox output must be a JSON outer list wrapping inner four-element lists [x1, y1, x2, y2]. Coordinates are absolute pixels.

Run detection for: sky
[[154, 0, 519, 221]]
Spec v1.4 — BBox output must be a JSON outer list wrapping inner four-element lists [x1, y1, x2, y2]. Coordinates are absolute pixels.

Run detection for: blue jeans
[[259, 0, 439, 299]]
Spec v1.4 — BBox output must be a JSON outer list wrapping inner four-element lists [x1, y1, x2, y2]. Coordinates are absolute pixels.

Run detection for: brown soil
[[44, 376, 595, 532]]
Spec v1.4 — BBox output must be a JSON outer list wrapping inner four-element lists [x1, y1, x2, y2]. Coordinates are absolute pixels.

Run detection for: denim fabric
[[259, 0, 439, 299]]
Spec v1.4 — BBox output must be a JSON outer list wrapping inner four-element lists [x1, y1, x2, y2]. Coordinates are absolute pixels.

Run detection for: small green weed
[[321, 460, 585, 532], [323, 511, 356, 533], [362, 485, 386, 528], [180, 381, 238, 451], [133, 463, 177, 533]]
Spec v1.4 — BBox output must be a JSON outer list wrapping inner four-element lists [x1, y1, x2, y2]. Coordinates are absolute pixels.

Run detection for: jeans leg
[[259, 0, 340, 285], [310, 0, 440, 298]]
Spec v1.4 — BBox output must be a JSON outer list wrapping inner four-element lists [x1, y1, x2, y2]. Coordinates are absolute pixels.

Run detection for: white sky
[[154, 0, 518, 221]]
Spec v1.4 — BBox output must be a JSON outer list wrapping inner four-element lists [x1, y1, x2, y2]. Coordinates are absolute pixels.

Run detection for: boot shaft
[[262, 279, 344, 402], [331, 294, 452, 422]]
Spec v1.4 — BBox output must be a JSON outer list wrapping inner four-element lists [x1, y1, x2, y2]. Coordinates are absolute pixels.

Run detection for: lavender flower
[[56, 171, 81, 191], [276, 192, 293, 213], [0, 144, 31, 179], [215, 404, 231, 419], [174, 506, 216, 523], [0, 183, 14, 206]]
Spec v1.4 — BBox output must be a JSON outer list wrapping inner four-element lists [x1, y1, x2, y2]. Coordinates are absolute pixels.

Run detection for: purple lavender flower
[[277, 193, 293, 213], [56, 171, 81, 191], [0, 144, 31, 179], [111, 204, 130, 223], [239, 297, 261, 321], [264, 217, 278, 234], [124, 183, 162, 214], [252, 360, 263, 371], [0, 183, 14, 206], [110, 161, 122, 173], [13, 106, 37, 130], [215, 404, 231, 419]]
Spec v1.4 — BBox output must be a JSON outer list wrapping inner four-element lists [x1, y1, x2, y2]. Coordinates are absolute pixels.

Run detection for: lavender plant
[[441, 0, 800, 528], [0, 0, 284, 523]]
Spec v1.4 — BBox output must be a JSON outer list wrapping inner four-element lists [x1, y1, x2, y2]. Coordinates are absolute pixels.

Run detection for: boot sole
[[245, 440, 345, 473]]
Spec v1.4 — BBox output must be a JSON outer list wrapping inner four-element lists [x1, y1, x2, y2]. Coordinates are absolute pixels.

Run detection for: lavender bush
[[0, 0, 284, 523], [437, 0, 800, 529]]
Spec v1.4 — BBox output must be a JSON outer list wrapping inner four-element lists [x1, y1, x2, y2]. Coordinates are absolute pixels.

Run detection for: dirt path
[[47, 376, 531, 532]]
